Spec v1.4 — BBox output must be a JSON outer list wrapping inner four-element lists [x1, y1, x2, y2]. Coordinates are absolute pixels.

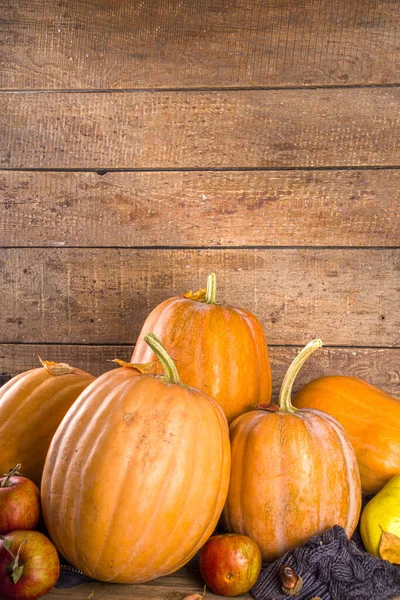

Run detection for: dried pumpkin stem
[[205, 273, 217, 304], [278, 339, 322, 413], [144, 333, 180, 384]]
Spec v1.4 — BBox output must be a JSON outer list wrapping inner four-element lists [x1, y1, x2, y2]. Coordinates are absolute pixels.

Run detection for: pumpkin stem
[[144, 333, 180, 384], [205, 273, 217, 304], [278, 339, 323, 413]]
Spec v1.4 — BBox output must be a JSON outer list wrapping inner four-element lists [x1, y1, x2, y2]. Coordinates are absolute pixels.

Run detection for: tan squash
[[0, 359, 94, 487], [41, 334, 231, 583], [132, 273, 272, 423], [221, 340, 362, 562], [293, 375, 400, 495]]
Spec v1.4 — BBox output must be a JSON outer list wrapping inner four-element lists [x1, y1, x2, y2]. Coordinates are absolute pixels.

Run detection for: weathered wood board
[[1, 88, 399, 169], [1, 0, 399, 89], [1, 248, 398, 346], [1, 170, 399, 247], [42, 559, 251, 600]]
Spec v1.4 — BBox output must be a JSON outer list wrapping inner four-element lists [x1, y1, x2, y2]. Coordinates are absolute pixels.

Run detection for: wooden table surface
[[43, 559, 252, 600]]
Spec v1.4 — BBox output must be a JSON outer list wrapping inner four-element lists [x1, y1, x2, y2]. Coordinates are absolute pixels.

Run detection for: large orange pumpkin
[[0, 359, 94, 487], [293, 375, 400, 495], [221, 340, 362, 562], [41, 334, 231, 584], [131, 273, 272, 423]]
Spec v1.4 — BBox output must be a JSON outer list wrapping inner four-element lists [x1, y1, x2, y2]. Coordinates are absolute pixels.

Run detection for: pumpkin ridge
[[0, 367, 94, 485], [310, 409, 361, 535], [23, 379, 97, 479], [233, 309, 265, 409], [157, 390, 226, 571], [45, 370, 135, 568], [240, 309, 272, 403], [133, 296, 187, 364], [159, 390, 230, 576], [72, 374, 144, 574], [292, 413, 330, 541], [0, 369, 50, 425], [118, 386, 195, 579]]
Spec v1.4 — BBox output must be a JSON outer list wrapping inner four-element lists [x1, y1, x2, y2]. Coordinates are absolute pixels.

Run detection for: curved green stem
[[144, 333, 180, 384], [205, 273, 217, 304], [278, 339, 323, 413]]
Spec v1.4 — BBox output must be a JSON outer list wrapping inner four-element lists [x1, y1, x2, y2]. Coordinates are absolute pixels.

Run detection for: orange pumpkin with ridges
[[0, 359, 95, 487], [131, 273, 272, 424], [41, 334, 231, 584], [221, 340, 362, 562], [293, 375, 400, 495]]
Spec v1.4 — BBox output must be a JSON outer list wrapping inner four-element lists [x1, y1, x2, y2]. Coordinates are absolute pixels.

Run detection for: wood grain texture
[[1, 345, 399, 401], [1, 169, 399, 247], [41, 557, 251, 599], [1, 249, 398, 346], [1, 88, 399, 169], [1, 0, 399, 90]]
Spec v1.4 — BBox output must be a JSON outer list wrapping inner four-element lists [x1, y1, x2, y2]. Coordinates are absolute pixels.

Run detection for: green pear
[[360, 475, 400, 557]]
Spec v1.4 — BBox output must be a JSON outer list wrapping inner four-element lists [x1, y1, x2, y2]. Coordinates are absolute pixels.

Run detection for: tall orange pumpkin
[[132, 273, 272, 423], [0, 359, 95, 487], [221, 340, 362, 562], [41, 334, 231, 584]]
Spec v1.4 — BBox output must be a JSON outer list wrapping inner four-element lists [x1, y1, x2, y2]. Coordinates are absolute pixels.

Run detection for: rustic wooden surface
[[1, 88, 399, 169], [1, 1, 399, 598], [1, 0, 399, 89], [43, 559, 251, 599], [1, 170, 399, 247], [1, 247, 399, 346]]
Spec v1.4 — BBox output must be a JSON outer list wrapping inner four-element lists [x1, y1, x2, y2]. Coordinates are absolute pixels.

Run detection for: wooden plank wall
[[1, 0, 399, 400]]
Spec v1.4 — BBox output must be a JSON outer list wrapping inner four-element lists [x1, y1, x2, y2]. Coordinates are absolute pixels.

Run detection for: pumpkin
[[292, 375, 400, 495], [41, 334, 231, 584], [0, 359, 95, 487], [221, 340, 362, 562], [131, 273, 272, 423]]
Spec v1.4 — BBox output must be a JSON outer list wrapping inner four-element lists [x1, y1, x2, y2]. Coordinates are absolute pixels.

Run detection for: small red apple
[[0, 465, 41, 534], [199, 533, 262, 597], [0, 530, 60, 599]]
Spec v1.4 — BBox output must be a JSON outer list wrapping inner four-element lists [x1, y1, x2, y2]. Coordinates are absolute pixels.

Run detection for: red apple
[[0, 530, 60, 599], [0, 465, 41, 534], [199, 533, 262, 597]]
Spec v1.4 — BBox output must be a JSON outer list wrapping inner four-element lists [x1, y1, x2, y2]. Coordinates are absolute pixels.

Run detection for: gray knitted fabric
[[251, 525, 400, 600]]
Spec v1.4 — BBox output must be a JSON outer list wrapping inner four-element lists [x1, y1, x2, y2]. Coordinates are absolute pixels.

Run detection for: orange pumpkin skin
[[41, 358, 231, 583], [293, 375, 400, 495], [131, 275, 272, 424], [222, 407, 361, 562], [221, 341, 362, 562], [0, 363, 94, 487]]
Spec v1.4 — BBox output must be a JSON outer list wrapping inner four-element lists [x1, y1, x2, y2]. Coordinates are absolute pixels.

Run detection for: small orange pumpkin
[[41, 334, 231, 584], [221, 340, 362, 562], [0, 359, 95, 487], [132, 273, 272, 423], [293, 375, 400, 495]]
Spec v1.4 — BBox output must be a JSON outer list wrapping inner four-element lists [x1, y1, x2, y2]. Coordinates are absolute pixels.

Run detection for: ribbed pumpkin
[[0, 359, 94, 487], [293, 375, 400, 495], [131, 273, 272, 423], [221, 340, 362, 562], [41, 334, 231, 584]]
